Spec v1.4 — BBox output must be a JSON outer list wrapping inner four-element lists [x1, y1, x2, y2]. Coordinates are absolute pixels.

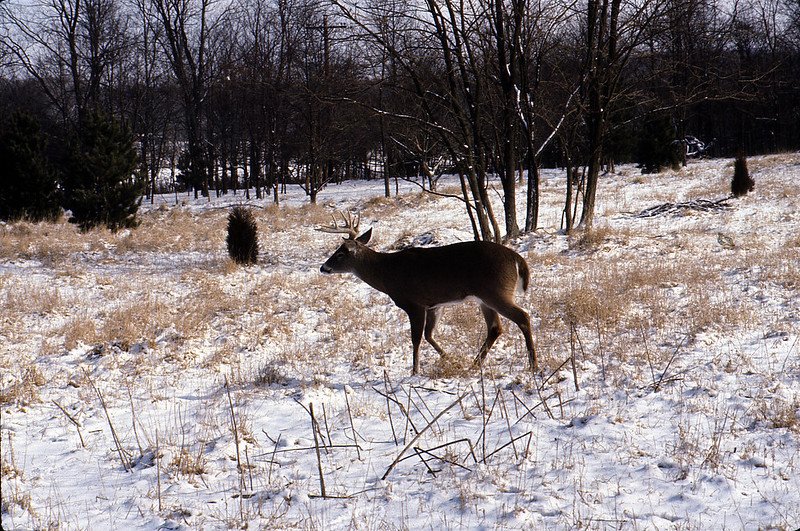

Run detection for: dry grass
[[168, 446, 207, 479], [2, 282, 64, 317], [522, 220, 785, 376], [0, 363, 46, 406], [59, 314, 100, 351]]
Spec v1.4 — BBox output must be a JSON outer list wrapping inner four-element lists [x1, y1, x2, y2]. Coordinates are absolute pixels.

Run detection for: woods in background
[[2, 0, 799, 236]]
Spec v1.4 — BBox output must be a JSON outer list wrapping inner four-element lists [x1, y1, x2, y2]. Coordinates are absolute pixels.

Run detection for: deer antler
[[316, 211, 360, 239]]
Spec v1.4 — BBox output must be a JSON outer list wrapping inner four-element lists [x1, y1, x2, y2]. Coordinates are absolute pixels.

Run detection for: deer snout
[[320, 264, 332, 274]]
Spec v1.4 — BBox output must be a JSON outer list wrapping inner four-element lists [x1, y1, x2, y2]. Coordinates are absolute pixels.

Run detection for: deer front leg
[[403, 305, 426, 375]]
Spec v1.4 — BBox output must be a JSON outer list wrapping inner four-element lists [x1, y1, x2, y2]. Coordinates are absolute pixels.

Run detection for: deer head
[[317, 212, 373, 274]]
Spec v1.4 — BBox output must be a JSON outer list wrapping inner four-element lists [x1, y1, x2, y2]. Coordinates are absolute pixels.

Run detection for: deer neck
[[352, 247, 389, 294]]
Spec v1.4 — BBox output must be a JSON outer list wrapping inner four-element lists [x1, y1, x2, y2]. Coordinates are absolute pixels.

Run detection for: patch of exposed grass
[[0, 363, 46, 406]]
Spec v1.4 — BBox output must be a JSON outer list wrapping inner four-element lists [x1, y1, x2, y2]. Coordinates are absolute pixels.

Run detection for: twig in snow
[[224, 376, 243, 476], [535, 383, 555, 420], [125, 379, 144, 458], [412, 386, 436, 423], [382, 371, 399, 445], [484, 431, 533, 462], [52, 400, 86, 448], [268, 433, 281, 484], [412, 447, 437, 476], [569, 322, 581, 392], [309, 403, 326, 498], [403, 388, 414, 445], [245, 446, 253, 492], [156, 429, 162, 512], [510, 389, 560, 426], [344, 390, 362, 460], [639, 323, 661, 391], [382, 389, 470, 480], [224, 375, 245, 520], [652, 335, 687, 392], [395, 438, 478, 467], [480, 366, 487, 462], [498, 391, 518, 460], [540, 354, 573, 389], [321, 403, 332, 451], [260, 443, 360, 455]]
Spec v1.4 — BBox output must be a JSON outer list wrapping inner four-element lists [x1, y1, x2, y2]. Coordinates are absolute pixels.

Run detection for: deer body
[[319, 216, 537, 375]]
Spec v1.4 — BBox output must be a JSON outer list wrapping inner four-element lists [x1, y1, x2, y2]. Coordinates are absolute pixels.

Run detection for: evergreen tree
[[226, 206, 259, 265], [0, 112, 62, 222], [636, 114, 681, 174], [61, 113, 144, 232]]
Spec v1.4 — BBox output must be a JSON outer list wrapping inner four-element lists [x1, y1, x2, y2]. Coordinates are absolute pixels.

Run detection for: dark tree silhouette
[[0, 112, 62, 222], [637, 114, 681, 174]]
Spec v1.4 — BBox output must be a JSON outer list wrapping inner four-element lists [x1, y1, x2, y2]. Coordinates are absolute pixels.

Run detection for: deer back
[[350, 240, 528, 308]]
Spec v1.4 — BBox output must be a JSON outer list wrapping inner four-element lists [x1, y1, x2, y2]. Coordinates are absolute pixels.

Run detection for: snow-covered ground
[[2, 155, 799, 530]]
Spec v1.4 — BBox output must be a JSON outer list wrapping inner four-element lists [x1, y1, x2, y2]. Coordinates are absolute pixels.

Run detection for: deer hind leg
[[473, 304, 503, 368], [424, 308, 445, 356], [493, 300, 537, 372]]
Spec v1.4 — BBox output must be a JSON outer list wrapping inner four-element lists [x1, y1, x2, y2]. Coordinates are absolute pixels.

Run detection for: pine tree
[[636, 114, 681, 174], [0, 112, 61, 222], [61, 113, 143, 232], [226, 206, 259, 265]]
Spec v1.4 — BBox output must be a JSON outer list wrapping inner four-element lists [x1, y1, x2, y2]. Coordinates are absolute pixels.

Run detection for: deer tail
[[516, 254, 530, 292]]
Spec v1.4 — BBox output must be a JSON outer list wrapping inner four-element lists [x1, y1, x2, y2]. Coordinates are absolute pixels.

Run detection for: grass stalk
[[82, 367, 132, 472]]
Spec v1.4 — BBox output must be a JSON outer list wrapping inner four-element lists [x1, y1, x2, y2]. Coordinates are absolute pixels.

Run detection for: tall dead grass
[[1, 156, 797, 384], [525, 222, 777, 376]]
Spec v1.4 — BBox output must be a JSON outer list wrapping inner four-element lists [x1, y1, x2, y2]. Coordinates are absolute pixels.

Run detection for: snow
[[2, 155, 799, 530]]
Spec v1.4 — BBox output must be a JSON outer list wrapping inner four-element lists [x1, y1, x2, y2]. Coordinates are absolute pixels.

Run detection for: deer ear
[[356, 228, 373, 244]]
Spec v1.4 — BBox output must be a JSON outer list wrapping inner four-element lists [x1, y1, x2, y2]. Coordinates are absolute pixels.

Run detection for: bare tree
[[2, 0, 131, 127], [130, 0, 178, 202], [577, 0, 665, 228], [333, 0, 503, 241], [149, 0, 226, 199]]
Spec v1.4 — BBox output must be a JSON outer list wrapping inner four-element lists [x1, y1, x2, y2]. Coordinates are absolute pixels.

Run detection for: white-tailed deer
[[318, 212, 537, 375]]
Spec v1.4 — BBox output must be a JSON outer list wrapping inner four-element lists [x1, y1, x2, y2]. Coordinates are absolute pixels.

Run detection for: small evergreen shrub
[[226, 206, 259, 265], [0, 112, 61, 222], [731, 152, 755, 197]]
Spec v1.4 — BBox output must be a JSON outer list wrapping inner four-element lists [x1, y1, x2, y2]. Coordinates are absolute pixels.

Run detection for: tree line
[[2, 0, 799, 237]]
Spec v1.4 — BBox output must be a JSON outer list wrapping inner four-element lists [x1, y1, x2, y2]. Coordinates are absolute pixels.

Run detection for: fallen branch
[[396, 438, 477, 468], [485, 431, 533, 462], [634, 197, 732, 218]]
